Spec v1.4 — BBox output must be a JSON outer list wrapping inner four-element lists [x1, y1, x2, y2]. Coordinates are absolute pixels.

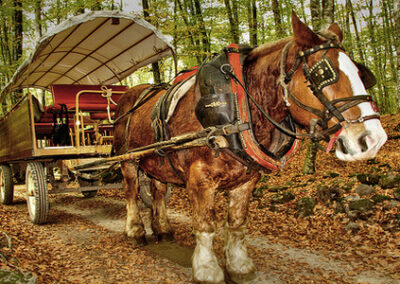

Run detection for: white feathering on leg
[[192, 231, 224, 283], [225, 227, 255, 276]]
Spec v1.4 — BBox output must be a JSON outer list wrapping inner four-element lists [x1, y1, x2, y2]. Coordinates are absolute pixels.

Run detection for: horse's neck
[[244, 47, 290, 148]]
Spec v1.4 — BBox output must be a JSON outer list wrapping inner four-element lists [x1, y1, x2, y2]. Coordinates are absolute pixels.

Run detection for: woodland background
[[0, 0, 399, 115]]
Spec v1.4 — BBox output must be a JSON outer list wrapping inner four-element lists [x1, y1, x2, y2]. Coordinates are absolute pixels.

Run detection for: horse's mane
[[247, 37, 293, 62], [244, 38, 295, 148]]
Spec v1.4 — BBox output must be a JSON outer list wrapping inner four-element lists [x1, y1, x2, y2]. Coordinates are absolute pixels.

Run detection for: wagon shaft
[[71, 135, 229, 172]]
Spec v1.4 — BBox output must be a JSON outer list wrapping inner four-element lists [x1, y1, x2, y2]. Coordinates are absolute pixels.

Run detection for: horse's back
[[113, 84, 157, 154]]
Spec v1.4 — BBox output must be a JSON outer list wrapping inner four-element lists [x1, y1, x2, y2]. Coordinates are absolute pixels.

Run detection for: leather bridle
[[278, 37, 380, 143]]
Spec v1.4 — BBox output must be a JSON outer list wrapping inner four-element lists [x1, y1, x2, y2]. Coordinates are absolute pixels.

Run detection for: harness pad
[[151, 76, 196, 142], [195, 45, 251, 158]]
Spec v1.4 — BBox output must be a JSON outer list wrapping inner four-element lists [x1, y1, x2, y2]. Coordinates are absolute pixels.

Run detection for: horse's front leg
[[151, 179, 174, 241], [121, 161, 146, 245], [225, 176, 259, 281], [188, 161, 224, 284]]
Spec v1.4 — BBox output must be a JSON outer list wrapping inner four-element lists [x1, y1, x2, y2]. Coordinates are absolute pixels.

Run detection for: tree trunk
[[382, 0, 398, 112], [34, 0, 43, 37], [321, 0, 334, 26], [247, 0, 257, 46], [194, 0, 210, 58], [299, 0, 308, 25], [0, 0, 12, 69], [13, 0, 22, 64], [142, 0, 161, 83], [302, 140, 318, 175], [224, 0, 240, 43], [12, 0, 23, 104], [310, 0, 321, 30], [343, 1, 354, 57], [34, 0, 46, 106], [366, 0, 386, 111], [347, 0, 365, 63], [394, 0, 400, 110], [271, 0, 285, 38]]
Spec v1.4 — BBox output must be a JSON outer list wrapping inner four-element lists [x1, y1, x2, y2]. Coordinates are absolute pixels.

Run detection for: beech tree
[[0, 0, 398, 115]]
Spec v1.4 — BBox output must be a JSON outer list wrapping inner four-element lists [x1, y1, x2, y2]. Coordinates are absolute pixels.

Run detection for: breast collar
[[223, 43, 301, 171]]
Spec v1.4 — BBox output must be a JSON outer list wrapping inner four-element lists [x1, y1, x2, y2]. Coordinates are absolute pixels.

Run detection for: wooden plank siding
[[0, 99, 34, 163]]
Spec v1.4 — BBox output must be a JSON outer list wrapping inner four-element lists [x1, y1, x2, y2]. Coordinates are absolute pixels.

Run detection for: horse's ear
[[291, 11, 322, 48], [327, 23, 343, 43]]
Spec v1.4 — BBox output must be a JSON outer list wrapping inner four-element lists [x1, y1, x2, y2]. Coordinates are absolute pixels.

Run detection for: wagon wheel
[[138, 170, 172, 208], [25, 162, 49, 224], [0, 164, 14, 205]]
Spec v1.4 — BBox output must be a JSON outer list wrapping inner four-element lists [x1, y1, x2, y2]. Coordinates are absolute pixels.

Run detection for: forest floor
[[1, 114, 400, 283]]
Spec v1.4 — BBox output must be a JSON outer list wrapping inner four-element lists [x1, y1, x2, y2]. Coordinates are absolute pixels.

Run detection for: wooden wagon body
[[0, 10, 175, 224]]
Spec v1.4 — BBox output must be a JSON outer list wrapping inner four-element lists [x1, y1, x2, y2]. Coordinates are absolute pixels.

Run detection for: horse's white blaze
[[192, 231, 224, 283], [225, 228, 255, 275], [335, 52, 387, 161]]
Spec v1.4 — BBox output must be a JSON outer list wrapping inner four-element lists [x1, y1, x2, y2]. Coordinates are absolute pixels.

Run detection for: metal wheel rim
[[26, 170, 36, 217], [0, 168, 4, 201]]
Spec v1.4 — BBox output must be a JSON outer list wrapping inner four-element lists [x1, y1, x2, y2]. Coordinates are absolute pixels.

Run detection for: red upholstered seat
[[51, 84, 128, 111], [35, 121, 74, 137], [37, 106, 74, 123]]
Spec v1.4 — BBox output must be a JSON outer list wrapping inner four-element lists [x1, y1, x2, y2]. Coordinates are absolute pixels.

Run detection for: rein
[[277, 36, 380, 144]]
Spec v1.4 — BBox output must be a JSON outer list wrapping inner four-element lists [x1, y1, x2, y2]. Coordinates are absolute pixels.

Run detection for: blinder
[[279, 38, 380, 142], [307, 57, 339, 91], [353, 61, 377, 89]]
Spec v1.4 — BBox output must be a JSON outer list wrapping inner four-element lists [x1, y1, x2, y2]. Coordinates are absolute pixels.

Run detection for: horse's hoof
[[125, 233, 147, 247], [157, 232, 175, 242], [193, 277, 225, 284], [193, 280, 225, 284], [226, 270, 257, 284], [135, 235, 147, 246], [193, 265, 225, 284], [146, 234, 158, 244]]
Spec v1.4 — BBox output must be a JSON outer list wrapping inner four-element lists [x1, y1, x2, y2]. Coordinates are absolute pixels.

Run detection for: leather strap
[[227, 43, 300, 171]]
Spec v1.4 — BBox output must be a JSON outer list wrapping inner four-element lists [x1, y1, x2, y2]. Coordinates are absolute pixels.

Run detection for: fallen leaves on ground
[[1, 114, 399, 283]]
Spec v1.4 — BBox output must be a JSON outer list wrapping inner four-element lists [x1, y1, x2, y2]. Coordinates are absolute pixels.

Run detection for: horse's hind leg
[[150, 179, 173, 241], [225, 176, 258, 281], [188, 161, 224, 284], [121, 161, 146, 245]]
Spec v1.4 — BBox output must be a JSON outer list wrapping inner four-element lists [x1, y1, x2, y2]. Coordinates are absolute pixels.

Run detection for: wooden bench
[[34, 85, 128, 147]]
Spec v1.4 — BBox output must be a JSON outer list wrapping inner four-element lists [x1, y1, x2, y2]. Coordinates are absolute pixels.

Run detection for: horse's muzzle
[[335, 122, 387, 162]]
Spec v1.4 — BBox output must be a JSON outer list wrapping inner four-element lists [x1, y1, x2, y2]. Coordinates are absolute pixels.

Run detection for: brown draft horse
[[113, 12, 387, 283]]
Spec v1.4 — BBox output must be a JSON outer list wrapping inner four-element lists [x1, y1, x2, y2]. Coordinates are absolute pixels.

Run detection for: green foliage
[[0, 0, 398, 114]]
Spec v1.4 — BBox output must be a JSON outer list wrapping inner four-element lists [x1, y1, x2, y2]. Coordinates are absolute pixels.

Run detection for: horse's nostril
[[337, 137, 348, 154], [358, 134, 369, 153]]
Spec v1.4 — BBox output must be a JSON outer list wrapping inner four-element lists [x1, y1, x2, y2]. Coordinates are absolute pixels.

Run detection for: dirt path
[[1, 186, 398, 283]]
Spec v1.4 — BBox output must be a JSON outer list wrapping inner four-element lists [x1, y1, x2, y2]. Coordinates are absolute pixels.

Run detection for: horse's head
[[282, 12, 387, 161]]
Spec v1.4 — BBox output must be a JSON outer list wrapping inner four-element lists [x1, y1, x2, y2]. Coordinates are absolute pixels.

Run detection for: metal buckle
[[220, 64, 233, 79], [222, 125, 231, 136]]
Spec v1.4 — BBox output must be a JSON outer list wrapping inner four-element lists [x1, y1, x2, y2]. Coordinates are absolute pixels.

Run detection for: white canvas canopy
[[0, 10, 175, 101]]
